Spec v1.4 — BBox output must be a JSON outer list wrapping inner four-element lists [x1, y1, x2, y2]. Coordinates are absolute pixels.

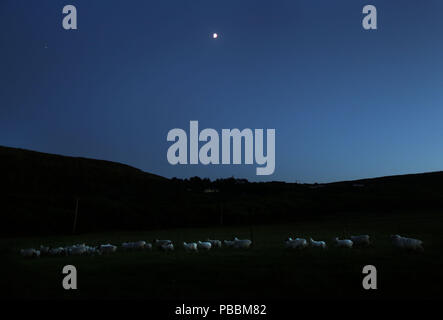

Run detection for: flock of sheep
[[19, 234, 423, 258], [19, 237, 253, 258], [285, 234, 424, 251], [20, 243, 118, 258]]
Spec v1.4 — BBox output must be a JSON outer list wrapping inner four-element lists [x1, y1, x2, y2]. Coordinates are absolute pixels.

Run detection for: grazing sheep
[[197, 241, 212, 251], [160, 242, 174, 251], [133, 241, 147, 249], [154, 239, 172, 249], [233, 238, 253, 249], [39, 245, 50, 255], [391, 235, 423, 251], [350, 235, 370, 246], [121, 242, 134, 250], [206, 239, 222, 248], [99, 244, 117, 254], [183, 242, 198, 252], [309, 238, 327, 249], [20, 248, 39, 258], [68, 245, 87, 256], [223, 240, 235, 247], [86, 246, 99, 255], [285, 238, 307, 249], [122, 241, 147, 250], [49, 247, 65, 256], [334, 237, 353, 248]]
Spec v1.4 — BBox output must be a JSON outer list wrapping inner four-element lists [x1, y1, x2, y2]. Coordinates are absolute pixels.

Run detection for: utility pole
[[72, 198, 79, 234]]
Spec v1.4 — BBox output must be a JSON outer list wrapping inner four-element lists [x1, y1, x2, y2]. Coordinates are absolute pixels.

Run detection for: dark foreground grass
[[1, 211, 442, 300]]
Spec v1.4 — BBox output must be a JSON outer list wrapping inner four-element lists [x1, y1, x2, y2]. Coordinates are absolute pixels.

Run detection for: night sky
[[1, 0, 443, 183]]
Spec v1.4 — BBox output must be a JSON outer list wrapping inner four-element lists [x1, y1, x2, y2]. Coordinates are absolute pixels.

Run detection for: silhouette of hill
[[0, 146, 173, 235], [1, 145, 443, 236]]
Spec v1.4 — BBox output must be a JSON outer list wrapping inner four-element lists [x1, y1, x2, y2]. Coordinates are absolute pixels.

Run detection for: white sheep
[[233, 238, 252, 249], [309, 238, 327, 248], [197, 241, 212, 251], [99, 244, 117, 254], [122, 241, 147, 250], [68, 245, 87, 256], [121, 242, 134, 250], [145, 243, 153, 250], [183, 242, 198, 252], [49, 247, 65, 256], [206, 239, 222, 248], [334, 237, 353, 248], [39, 245, 50, 255], [133, 241, 147, 249], [391, 235, 423, 251], [223, 240, 235, 247], [154, 239, 172, 249], [86, 246, 99, 255], [350, 235, 370, 246], [285, 238, 307, 249], [161, 242, 174, 251], [20, 248, 38, 258]]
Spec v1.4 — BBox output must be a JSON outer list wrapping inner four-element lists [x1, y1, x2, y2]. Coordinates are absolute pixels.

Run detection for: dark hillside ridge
[[1, 145, 443, 236], [1, 146, 174, 236]]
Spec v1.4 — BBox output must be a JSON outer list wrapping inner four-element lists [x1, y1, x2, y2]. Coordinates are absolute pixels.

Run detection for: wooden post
[[72, 198, 79, 234], [220, 202, 224, 226]]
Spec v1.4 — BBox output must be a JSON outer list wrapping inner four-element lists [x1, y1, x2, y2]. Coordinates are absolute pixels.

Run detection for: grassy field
[[1, 211, 442, 300]]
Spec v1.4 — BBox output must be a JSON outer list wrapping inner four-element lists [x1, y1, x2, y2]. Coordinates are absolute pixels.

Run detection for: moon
[[212, 33, 218, 39]]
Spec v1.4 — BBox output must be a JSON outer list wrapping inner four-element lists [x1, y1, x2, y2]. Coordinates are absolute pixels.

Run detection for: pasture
[[1, 211, 442, 300]]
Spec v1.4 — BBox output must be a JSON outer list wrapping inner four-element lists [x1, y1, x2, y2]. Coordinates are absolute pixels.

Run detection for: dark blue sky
[[1, 0, 443, 183]]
